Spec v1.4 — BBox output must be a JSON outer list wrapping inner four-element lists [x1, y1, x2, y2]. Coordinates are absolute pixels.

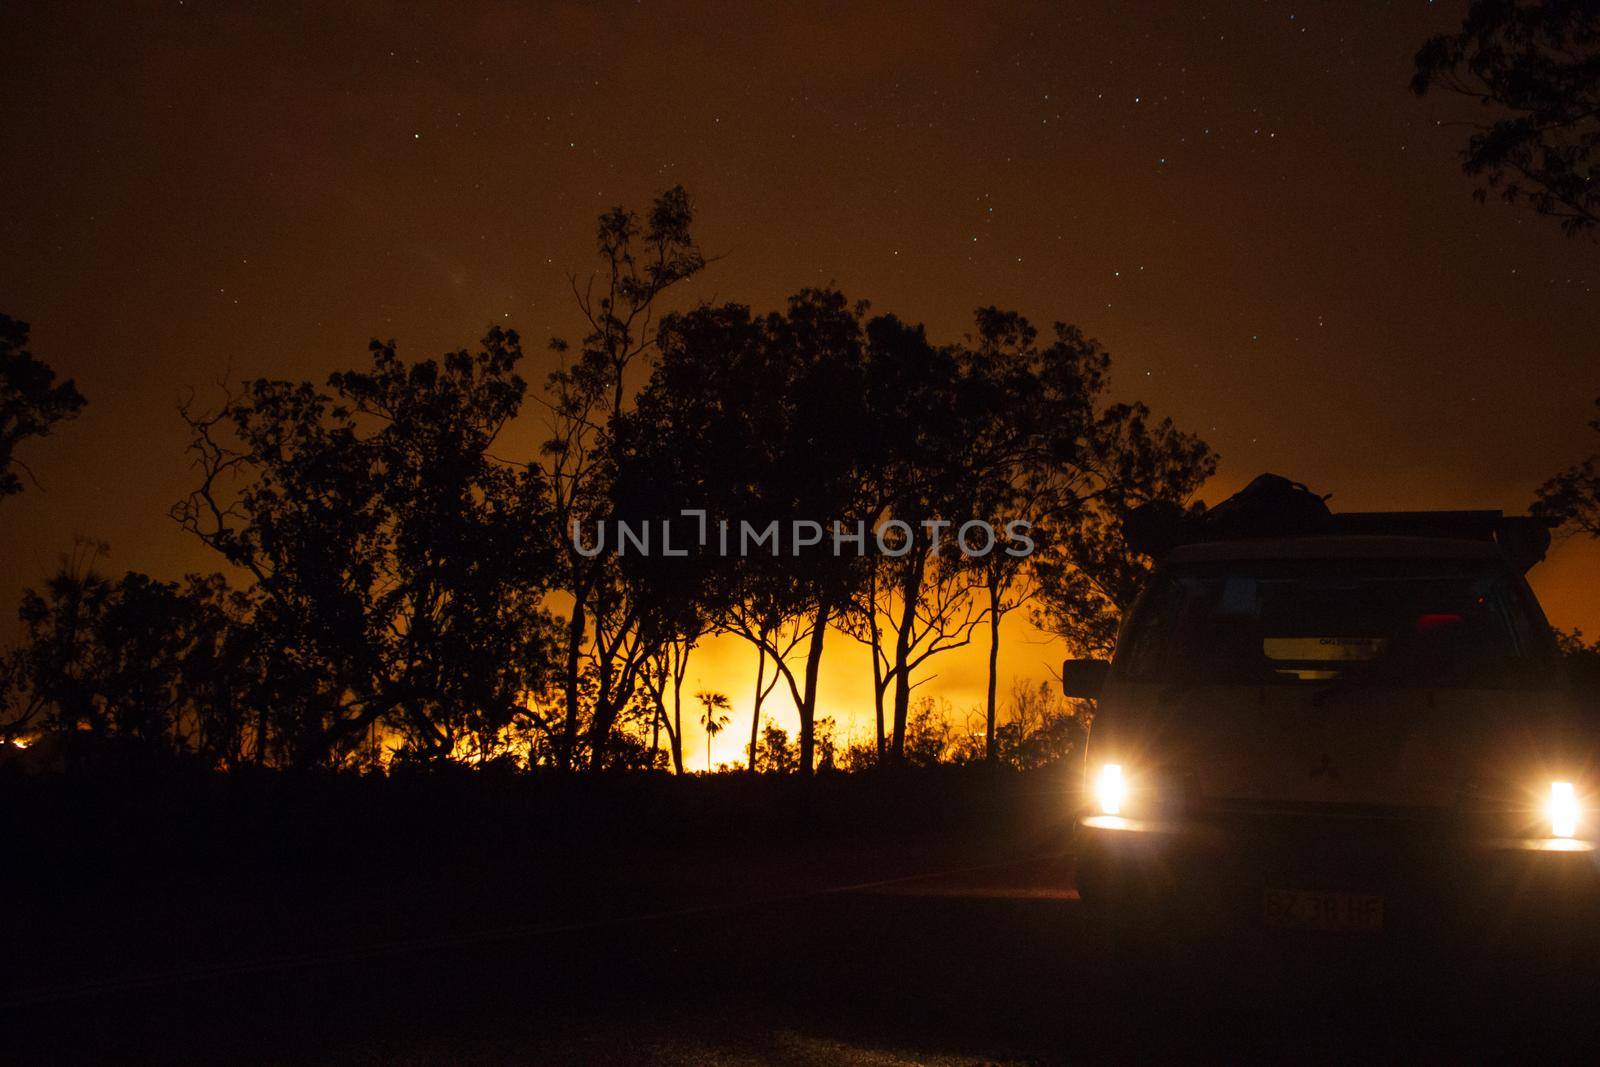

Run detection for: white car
[[1067, 515, 1596, 937]]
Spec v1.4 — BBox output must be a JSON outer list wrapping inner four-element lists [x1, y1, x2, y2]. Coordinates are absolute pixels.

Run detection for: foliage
[[756, 719, 798, 774], [1413, 0, 1600, 236], [3, 189, 1220, 783], [613, 288, 874, 775], [172, 328, 560, 768], [1535, 396, 1600, 536], [0, 313, 86, 502], [696, 689, 731, 771], [2, 544, 262, 766], [617, 291, 1215, 771], [1555, 627, 1600, 717], [540, 186, 707, 772], [1032, 404, 1217, 657], [900, 697, 958, 767], [994, 679, 1090, 771]]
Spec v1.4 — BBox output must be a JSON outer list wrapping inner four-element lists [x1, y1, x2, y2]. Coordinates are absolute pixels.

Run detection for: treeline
[[0, 189, 1218, 775]]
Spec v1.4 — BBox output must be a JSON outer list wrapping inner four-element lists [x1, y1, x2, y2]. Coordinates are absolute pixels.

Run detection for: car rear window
[[1114, 556, 1557, 688]]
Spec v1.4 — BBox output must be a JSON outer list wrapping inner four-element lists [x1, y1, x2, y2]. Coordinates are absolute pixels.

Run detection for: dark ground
[[6, 768, 1600, 1064]]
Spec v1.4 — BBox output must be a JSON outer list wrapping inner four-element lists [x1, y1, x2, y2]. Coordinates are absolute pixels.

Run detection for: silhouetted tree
[[1415, 4, 1600, 586], [849, 540, 981, 765], [0, 314, 86, 503], [607, 301, 761, 771], [696, 689, 730, 771], [814, 715, 838, 773], [591, 687, 667, 771], [1413, 0, 1600, 237], [1, 540, 108, 746], [756, 718, 798, 773], [838, 734, 883, 772], [1536, 396, 1600, 535], [621, 287, 1208, 769], [639, 636, 693, 773], [727, 291, 874, 778], [1556, 627, 1600, 717], [742, 626, 789, 773], [174, 328, 559, 768], [540, 186, 706, 771], [4, 540, 262, 766], [847, 314, 984, 765], [614, 289, 875, 776], [1033, 403, 1217, 657], [0, 650, 34, 746], [997, 678, 1088, 770], [953, 311, 1111, 764], [900, 696, 957, 767]]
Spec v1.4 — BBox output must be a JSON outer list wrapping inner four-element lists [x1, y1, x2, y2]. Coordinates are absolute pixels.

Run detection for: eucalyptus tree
[[1413, 0, 1600, 238], [539, 186, 706, 771], [173, 328, 560, 768], [1413, 6, 1600, 544], [756, 290, 877, 776], [1031, 402, 1217, 658], [955, 310, 1111, 764], [846, 314, 983, 764], [605, 297, 763, 774], [612, 289, 874, 775], [639, 637, 692, 773]]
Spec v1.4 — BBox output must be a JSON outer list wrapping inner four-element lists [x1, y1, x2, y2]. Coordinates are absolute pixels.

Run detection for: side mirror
[[1061, 658, 1111, 700]]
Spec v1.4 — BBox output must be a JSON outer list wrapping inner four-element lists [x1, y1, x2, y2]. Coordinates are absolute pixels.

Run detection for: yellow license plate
[[1263, 888, 1385, 932]]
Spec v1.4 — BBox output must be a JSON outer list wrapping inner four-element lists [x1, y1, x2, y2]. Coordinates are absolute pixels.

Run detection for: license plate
[[1263, 888, 1385, 932]]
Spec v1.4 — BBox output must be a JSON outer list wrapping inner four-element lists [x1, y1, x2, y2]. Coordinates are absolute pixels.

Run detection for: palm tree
[[696, 689, 731, 772]]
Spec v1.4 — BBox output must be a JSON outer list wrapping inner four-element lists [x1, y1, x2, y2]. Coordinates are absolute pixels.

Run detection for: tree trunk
[[656, 700, 681, 775], [866, 567, 887, 760], [748, 643, 766, 773], [585, 652, 615, 772], [255, 703, 270, 765], [560, 595, 586, 771], [888, 554, 925, 764], [985, 579, 1001, 766], [588, 701, 612, 771], [798, 601, 831, 777], [870, 626, 886, 759], [650, 699, 661, 764], [670, 650, 686, 774]]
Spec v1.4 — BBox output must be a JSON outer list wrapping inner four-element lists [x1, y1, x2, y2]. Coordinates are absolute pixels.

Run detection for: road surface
[[8, 837, 1600, 1063]]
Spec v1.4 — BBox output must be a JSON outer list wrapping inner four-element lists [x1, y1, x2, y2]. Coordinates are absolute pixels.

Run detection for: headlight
[[1096, 763, 1126, 816], [1548, 781, 1580, 839]]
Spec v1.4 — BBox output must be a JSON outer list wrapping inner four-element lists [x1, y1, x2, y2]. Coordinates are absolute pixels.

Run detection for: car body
[[1069, 532, 1599, 936]]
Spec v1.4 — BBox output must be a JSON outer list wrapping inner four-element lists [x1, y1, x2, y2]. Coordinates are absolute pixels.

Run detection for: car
[[1066, 488, 1599, 943]]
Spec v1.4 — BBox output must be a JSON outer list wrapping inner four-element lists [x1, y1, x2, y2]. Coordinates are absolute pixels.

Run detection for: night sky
[[4, 2, 1598, 761]]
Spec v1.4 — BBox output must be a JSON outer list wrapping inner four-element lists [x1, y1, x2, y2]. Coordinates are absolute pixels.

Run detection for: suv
[[1065, 494, 1595, 937]]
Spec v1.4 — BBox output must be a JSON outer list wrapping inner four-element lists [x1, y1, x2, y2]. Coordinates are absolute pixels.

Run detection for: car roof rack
[[1125, 475, 1552, 573]]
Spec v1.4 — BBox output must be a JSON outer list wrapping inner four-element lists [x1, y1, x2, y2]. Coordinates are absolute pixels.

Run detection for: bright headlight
[[1548, 781, 1579, 839], [1096, 763, 1126, 816]]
